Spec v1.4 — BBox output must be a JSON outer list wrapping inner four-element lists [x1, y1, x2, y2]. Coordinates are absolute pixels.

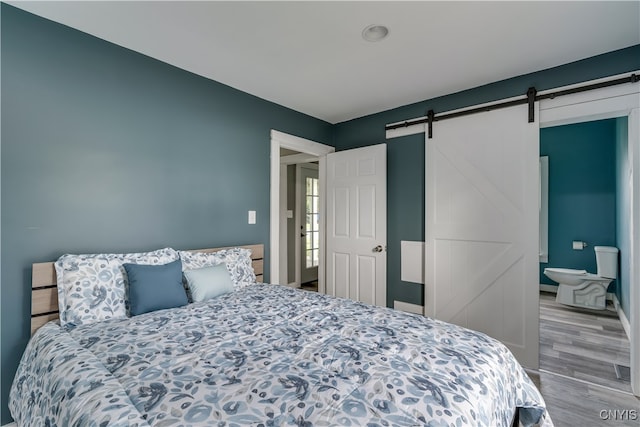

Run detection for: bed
[[10, 244, 552, 426]]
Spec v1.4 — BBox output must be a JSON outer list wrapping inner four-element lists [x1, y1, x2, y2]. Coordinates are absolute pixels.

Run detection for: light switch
[[248, 210, 256, 224], [286, 210, 294, 219]]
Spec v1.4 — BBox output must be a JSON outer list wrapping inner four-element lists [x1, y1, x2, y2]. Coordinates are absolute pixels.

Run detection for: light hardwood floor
[[534, 292, 639, 426], [528, 370, 639, 426]]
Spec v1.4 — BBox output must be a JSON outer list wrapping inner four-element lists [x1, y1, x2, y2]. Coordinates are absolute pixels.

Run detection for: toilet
[[543, 246, 619, 310]]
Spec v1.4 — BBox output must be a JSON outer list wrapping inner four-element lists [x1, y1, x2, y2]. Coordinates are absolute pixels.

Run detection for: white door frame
[[270, 130, 334, 293], [537, 73, 640, 395]]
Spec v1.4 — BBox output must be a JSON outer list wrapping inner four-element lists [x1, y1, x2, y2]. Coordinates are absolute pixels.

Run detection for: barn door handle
[[372, 245, 385, 253]]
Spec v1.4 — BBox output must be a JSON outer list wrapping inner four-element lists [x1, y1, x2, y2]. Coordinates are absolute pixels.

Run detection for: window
[[305, 176, 319, 268]]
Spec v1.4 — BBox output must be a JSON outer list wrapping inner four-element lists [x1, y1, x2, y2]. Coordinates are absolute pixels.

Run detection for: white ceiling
[[8, 1, 640, 124]]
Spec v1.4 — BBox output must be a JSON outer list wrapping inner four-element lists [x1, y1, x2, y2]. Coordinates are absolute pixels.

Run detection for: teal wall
[[333, 45, 640, 309], [0, 5, 332, 423], [539, 120, 617, 290], [616, 117, 631, 318]]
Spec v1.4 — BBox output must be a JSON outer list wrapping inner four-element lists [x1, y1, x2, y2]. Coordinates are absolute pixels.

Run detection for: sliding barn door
[[326, 144, 387, 307], [425, 104, 540, 368]]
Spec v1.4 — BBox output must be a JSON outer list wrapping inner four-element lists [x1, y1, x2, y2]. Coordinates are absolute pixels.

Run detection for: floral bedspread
[[11, 284, 552, 426]]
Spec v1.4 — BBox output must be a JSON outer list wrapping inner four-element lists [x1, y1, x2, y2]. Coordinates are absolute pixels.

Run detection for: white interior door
[[326, 144, 387, 306], [425, 104, 540, 368]]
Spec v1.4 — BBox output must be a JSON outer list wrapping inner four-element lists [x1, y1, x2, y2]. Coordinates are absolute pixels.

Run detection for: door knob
[[372, 245, 384, 253]]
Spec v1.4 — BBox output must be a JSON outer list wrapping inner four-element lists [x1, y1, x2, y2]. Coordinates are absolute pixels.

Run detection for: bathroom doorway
[[537, 87, 638, 394], [536, 78, 639, 396]]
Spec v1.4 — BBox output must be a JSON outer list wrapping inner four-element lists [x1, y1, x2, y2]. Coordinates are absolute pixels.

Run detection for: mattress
[[10, 284, 552, 426]]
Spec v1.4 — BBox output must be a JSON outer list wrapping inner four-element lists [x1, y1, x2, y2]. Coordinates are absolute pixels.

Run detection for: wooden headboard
[[31, 244, 264, 335]]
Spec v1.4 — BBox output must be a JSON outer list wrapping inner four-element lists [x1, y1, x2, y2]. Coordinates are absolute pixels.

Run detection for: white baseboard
[[613, 294, 632, 341], [2, 422, 17, 427], [394, 300, 424, 315], [539, 284, 559, 294]]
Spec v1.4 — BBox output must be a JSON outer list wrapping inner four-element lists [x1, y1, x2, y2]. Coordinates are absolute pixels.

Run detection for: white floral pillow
[[55, 247, 179, 327], [179, 248, 256, 290]]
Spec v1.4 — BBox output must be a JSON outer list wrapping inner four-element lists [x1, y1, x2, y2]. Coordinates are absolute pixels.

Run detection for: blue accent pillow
[[124, 259, 188, 316], [183, 263, 235, 302]]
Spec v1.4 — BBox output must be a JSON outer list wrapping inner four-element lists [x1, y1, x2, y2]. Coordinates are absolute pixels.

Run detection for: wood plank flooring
[[535, 292, 639, 426], [539, 292, 631, 392], [528, 370, 639, 426]]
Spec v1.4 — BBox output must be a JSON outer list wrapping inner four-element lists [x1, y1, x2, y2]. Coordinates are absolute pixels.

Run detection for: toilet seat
[[545, 268, 587, 275], [544, 267, 605, 281]]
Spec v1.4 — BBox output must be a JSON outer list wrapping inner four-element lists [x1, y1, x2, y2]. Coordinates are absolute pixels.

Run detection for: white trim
[[539, 284, 558, 294], [2, 423, 17, 427], [270, 130, 334, 290], [271, 130, 335, 156], [539, 91, 640, 128], [629, 107, 640, 396], [614, 294, 632, 341]]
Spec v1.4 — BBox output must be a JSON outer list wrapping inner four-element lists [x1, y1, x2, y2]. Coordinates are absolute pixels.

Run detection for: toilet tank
[[595, 246, 619, 279]]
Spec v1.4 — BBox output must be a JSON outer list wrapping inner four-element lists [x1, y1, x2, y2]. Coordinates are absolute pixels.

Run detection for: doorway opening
[[269, 130, 334, 293], [538, 118, 632, 392], [536, 77, 639, 395], [280, 151, 320, 289], [299, 163, 320, 290]]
